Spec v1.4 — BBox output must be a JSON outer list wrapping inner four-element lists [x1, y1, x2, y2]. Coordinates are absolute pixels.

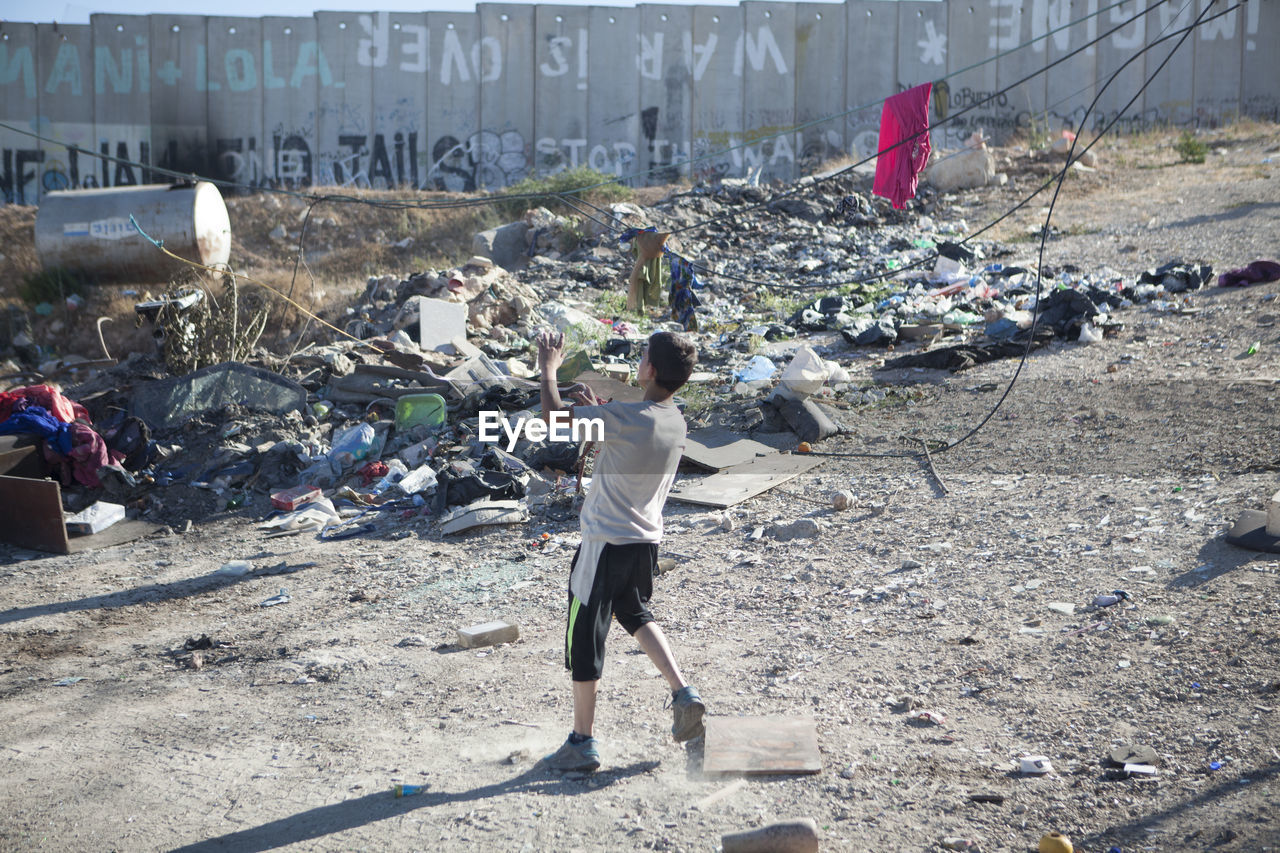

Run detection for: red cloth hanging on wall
[[872, 82, 933, 210]]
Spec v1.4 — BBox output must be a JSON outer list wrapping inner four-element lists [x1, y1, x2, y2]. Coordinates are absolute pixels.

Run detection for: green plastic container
[[395, 393, 447, 431]]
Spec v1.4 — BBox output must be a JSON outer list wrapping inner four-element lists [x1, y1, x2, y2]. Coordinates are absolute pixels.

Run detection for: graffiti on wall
[[0, 0, 1273, 204]]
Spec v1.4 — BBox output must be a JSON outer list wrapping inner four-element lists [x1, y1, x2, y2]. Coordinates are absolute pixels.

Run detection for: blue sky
[[2, 0, 779, 25]]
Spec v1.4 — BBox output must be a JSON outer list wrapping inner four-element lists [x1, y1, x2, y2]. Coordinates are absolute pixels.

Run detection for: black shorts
[[564, 543, 657, 681]]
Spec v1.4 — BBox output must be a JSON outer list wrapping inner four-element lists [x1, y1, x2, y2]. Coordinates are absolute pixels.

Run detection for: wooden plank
[[0, 475, 69, 554], [669, 455, 822, 508], [704, 715, 821, 776]]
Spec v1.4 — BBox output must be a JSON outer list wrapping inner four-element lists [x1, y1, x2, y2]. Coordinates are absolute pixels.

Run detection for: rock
[[768, 197, 826, 222], [770, 518, 822, 541], [472, 221, 530, 271], [457, 620, 521, 649], [722, 819, 820, 853], [927, 132, 997, 192], [831, 490, 854, 511], [269, 224, 288, 240]]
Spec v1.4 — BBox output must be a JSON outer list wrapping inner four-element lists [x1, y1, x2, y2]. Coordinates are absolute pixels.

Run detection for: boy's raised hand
[[536, 329, 565, 373]]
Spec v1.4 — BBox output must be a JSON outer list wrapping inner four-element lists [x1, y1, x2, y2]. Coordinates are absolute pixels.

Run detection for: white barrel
[[33, 181, 231, 281]]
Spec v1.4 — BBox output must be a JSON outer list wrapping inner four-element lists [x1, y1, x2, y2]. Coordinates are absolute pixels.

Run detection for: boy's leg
[[634, 622, 688, 693], [572, 679, 598, 737]]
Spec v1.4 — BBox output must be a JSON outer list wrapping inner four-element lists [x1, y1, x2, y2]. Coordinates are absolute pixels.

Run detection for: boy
[[536, 329, 705, 773]]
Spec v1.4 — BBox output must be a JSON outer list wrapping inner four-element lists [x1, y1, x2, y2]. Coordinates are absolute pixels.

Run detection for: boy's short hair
[[647, 331, 698, 394]]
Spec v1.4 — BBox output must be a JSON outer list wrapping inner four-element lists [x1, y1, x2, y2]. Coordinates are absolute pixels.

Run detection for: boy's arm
[[536, 330, 604, 422]]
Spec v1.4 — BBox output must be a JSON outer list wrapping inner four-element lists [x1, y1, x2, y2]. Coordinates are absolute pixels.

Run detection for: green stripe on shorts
[[566, 595, 583, 665]]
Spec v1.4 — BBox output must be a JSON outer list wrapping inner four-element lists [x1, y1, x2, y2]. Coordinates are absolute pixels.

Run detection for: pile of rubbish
[[2, 161, 1273, 550]]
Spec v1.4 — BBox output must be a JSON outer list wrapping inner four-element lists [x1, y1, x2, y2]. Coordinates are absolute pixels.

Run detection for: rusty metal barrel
[[33, 181, 232, 281]]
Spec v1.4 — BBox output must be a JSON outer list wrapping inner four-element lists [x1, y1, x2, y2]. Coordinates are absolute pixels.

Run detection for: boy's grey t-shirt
[[573, 399, 687, 543]]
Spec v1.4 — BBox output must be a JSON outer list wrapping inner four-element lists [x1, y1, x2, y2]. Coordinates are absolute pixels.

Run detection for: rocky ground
[[0, 125, 1278, 853]]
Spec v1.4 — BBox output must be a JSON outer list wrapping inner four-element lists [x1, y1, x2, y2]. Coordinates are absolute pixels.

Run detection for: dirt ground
[[1, 125, 1279, 853]]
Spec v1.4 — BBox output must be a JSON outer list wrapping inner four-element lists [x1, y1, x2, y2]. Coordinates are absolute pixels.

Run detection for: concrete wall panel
[[638, 4, 694, 182], [586, 6, 640, 182], [150, 16, 208, 177], [1042, 0, 1100, 136], [1138, 0, 1194, 126], [261, 17, 318, 188], [315, 12, 372, 188], [1241, 0, 1280, 120], [1191, 0, 1242, 125], [691, 5, 743, 181], [0, 22, 40, 204], [478, 4, 535, 188], [207, 17, 265, 187], [744, 2, 796, 181], [1092, 0, 1151, 133], [939, 1, 998, 148], [533, 5, 590, 176], [846, 2, 898, 160], [424, 11, 480, 192], [36, 24, 93, 198], [794, 3, 846, 170], [3, 2, 1278, 197], [992, 0, 1048, 140], [363, 11, 428, 189], [90, 15, 153, 191]]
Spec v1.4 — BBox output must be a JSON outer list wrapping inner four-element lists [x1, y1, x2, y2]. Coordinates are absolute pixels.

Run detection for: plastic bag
[[778, 345, 827, 399]]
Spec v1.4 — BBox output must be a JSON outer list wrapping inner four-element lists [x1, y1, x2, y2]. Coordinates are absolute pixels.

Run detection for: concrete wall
[[1, 0, 1276, 204]]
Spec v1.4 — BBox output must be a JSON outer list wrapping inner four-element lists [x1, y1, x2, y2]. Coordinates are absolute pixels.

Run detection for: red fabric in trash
[[872, 82, 933, 210], [43, 422, 123, 488], [0, 392, 17, 424], [9, 385, 90, 424]]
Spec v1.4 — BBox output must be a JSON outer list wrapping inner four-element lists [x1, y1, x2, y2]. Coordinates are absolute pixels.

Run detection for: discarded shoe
[[670, 685, 706, 742], [540, 735, 600, 773]]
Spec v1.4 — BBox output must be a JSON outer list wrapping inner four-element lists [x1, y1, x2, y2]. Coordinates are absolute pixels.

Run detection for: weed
[[18, 268, 87, 306], [496, 167, 632, 220], [1174, 131, 1207, 164]]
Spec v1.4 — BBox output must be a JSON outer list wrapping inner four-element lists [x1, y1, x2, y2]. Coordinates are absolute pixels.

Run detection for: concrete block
[[419, 298, 469, 352], [457, 620, 520, 649], [472, 221, 530, 270]]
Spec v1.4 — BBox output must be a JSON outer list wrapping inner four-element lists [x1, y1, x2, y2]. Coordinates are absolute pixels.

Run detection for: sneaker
[[540, 735, 600, 773], [670, 685, 706, 742]]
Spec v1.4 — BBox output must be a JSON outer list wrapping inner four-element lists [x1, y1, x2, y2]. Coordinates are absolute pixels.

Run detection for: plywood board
[[682, 427, 781, 472], [0, 475, 66, 553], [668, 454, 821, 508], [703, 715, 821, 776]]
